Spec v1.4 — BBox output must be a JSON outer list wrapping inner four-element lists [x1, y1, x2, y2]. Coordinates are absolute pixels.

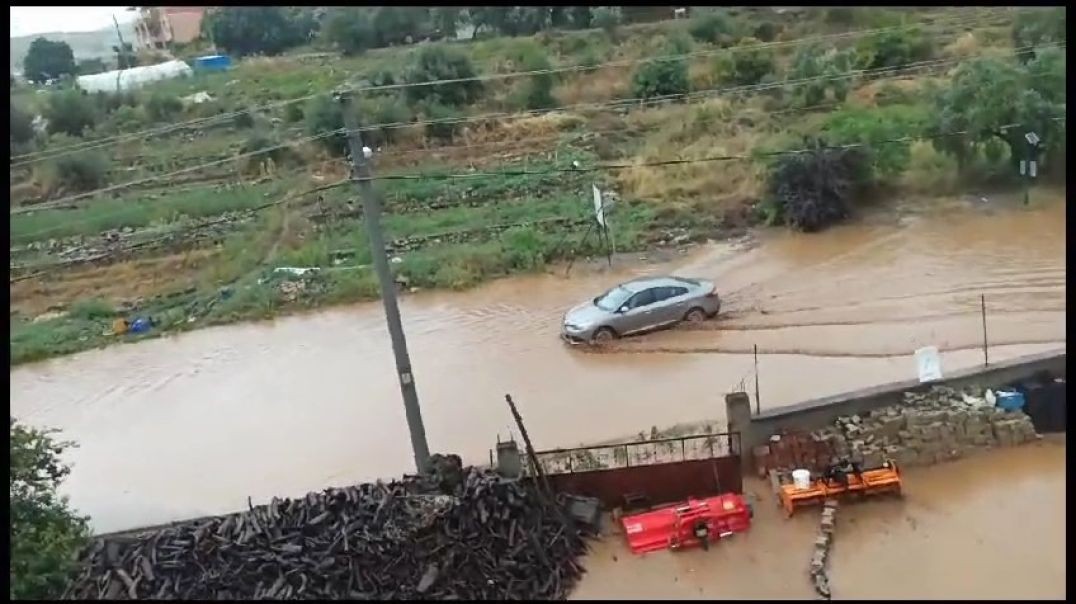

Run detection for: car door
[[655, 285, 692, 325], [618, 288, 659, 334]]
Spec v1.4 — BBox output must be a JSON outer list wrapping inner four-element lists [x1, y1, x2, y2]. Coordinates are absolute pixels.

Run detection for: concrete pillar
[[496, 440, 523, 479], [725, 392, 755, 473]]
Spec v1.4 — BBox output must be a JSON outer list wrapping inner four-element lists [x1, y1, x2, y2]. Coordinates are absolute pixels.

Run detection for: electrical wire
[[12, 117, 1062, 283], [17, 39, 1061, 217], [9, 8, 1013, 167]]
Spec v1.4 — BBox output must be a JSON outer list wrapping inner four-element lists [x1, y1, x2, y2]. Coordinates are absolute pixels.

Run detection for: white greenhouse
[[76, 60, 194, 94]]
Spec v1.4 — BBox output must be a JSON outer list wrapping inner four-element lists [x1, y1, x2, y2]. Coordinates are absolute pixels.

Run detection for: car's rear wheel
[[592, 327, 618, 344], [684, 307, 707, 323]]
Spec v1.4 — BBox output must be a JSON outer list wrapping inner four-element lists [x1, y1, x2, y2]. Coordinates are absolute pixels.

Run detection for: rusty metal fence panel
[[530, 433, 743, 509]]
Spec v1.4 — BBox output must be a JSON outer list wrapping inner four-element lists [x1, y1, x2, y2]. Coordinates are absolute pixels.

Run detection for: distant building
[[132, 6, 207, 50]]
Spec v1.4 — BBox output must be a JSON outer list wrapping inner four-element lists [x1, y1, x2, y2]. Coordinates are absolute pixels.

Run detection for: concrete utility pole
[[338, 92, 432, 475]]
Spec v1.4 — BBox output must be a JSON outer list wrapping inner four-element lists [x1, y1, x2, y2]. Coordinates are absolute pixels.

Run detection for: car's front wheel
[[592, 327, 618, 344]]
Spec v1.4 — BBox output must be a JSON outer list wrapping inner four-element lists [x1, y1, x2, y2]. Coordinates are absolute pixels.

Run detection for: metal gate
[[532, 433, 742, 509]]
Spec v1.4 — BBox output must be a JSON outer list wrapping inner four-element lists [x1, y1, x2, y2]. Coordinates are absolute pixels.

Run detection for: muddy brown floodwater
[[10, 195, 1066, 539], [574, 437, 1067, 600]]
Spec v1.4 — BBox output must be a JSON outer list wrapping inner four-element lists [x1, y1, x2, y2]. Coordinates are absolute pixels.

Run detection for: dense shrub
[[283, 102, 304, 123], [10, 419, 90, 600], [929, 49, 1066, 175], [824, 7, 856, 26], [511, 44, 556, 110], [304, 95, 346, 155], [238, 130, 297, 172], [145, 92, 183, 121], [822, 105, 931, 179], [11, 104, 35, 144], [767, 141, 872, 232], [204, 7, 315, 57], [787, 44, 860, 106], [357, 95, 413, 146], [44, 89, 96, 137], [632, 39, 690, 101], [590, 7, 622, 38], [46, 152, 110, 193], [1011, 7, 1066, 63], [716, 38, 776, 86], [857, 27, 932, 70], [421, 102, 461, 143], [688, 11, 736, 46], [232, 109, 255, 129], [403, 46, 483, 107], [323, 7, 376, 55], [753, 21, 780, 43]]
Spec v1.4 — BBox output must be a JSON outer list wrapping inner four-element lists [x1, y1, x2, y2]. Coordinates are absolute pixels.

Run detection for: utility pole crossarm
[[338, 91, 431, 475]]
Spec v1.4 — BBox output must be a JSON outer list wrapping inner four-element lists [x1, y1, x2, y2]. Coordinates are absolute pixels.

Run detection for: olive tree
[[10, 418, 90, 600]]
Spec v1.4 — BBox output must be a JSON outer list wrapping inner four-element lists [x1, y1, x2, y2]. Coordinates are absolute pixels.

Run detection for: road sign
[[592, 185, 605, 227]]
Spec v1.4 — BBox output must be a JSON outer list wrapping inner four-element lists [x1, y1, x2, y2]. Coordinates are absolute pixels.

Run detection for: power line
[[12, 118, 1061, 283], [345, 42, 1066, 135], [9, 8, 1013, 167], [18, 40, 1058, 216], [11, 129, 346, 214]]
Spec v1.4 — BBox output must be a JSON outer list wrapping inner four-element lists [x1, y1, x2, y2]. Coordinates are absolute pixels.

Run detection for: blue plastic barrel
[[129, 317, 152, 334], [995, 389, 1026, 412], [193, 55, 232, 72]]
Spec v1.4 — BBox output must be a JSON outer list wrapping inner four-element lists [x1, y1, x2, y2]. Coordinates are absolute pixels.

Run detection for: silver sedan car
[[562, 275, 721, 344]]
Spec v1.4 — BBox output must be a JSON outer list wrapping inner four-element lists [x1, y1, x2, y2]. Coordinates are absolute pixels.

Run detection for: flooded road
[[574, 437, 1067, 600], [10, 196, 1066, 534]]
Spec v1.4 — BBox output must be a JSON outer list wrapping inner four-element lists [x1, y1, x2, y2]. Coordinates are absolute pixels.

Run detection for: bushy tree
[[511, 44, 556, 110], [632, 57, 689, 100], [688, 11, 736, 46], [204, 7, 313, 57], [929, 49, 1066, 174], [822, 105, 931, 179], [10, 418, 90, 600], [44, 90, 97, 137], [373, 7, 432, 46], [431, 7, 464, 39], [420, 102, 461, 143], [1011, 7, 1066, 63], [11, 104, 35, 145], [767, 141, 872, 232], [145, 92, 183, 121], [403, 46, 483, 107], [788, 44, 861, 106], [857, 26, 932, 70], [304, 94, 346, 155], [357, 95, 413, 147], [717, 38, 776, 86], [23, 37, 76, 83], [323, 8, 375, 55], [590, 7, 622, 38], [48, 151, 110, 193], [470, 7, 551, 37]]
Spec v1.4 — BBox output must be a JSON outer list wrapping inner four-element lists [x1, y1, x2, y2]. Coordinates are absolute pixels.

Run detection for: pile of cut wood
[[64, 455, 592, 600]]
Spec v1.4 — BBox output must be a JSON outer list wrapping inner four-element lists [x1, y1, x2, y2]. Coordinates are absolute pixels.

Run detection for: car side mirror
[[617, 305, 629, 314]]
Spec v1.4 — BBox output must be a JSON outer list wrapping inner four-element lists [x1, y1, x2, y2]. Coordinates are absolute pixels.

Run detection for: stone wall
[[811, 385, 1039, 469], [727, 349, 1065, 469]]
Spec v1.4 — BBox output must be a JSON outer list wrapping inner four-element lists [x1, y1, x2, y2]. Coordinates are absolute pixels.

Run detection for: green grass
[[10, 178, 295, 244]]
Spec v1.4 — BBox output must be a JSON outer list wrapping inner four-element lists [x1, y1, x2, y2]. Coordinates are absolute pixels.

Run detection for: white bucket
[[792, 469, 812, 490]]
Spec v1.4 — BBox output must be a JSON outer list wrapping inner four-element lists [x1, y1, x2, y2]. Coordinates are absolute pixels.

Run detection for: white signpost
[[592, 185, 605, 227]]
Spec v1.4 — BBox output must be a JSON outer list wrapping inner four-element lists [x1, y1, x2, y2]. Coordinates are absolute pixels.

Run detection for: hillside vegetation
[[8, 6, 1067, 365]]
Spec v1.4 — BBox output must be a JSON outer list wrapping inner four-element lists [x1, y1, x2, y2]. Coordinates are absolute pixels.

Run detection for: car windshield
[[594, 286, 634, 311]]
